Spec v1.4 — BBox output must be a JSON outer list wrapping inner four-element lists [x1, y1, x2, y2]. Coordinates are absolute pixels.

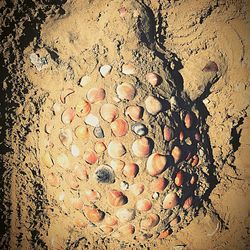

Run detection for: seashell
[[163, 192, 178, 209], [83, 151, 98, 165], [190, 175, 197, 185], [116, 83, 136, 101], [195, 131, 201, 141], [73, 165, 88, 180], [118, 224, 135, 235], [111, 118, 129, 137], [125, 105, 144, 121], [184, 112, 193, 128], [132, 137, 152, 157], [146, 153, 167, 176], [171, 146, 182, 163], [120, 181, 129, 190], [152, 192, 159, 199], [191, 155, 199, 167], [61, 107, 75, 124], [163, 126, 174, 142], [140, 213, 160, 230], [183, 196, 193, 209], [158, 229, 171, 239], [47, 172, 60, 187], [71, 198, 84, 210], [110, 159, 125, 172], [83, 206, 105, 223], [108, 190, 128, 206], [65, 173, 79, 190], [60, 88, 74, 104], [122, 63, 136, 75], [84, 189, 100, 202], [136, 199, 152, 212], [185, 137, 192, 146], [75, 125, 89, 140], [74, 213, 88, 228], [175, 171, 184, 187], [58, 192, 65, 201], [86, 87, 106, 104], [56, 153, 70, 169], [95, 165, 115, 184], [104, 216, 118, 226], [202, 61, 218, 72], [145, 96, 162, 115], [100, 103, 118, 122], [59, 128, 73, 147], [79, 75, 91, 87], [84, 113, 100, 127], [94, 141, 106, 153], [76, 100, 91, 117], [93, 127, 104, 138], [108, 141, 126, 158], [123, 163, 139, 178], [131, 123, 148, 136], [100, 225, 113, 234], [179, 131, 184, 141], [100, 65, 112, 77], [130, 183, 144, 196], [53, 102, 61, 114], [42, 151, 54, 168], [151, 177, 168, 192], [146, 72, 162, 87], [71, 144, 80, 157], [116, 208, 135, 223], [45, 122, 54, 134]]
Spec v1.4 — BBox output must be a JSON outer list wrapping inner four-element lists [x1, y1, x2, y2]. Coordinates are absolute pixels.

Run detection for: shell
[[132, 137, 152, 157], [122, 63, 136, 75], [84, 113, 100, 127], [190, 175, 197, 185], [86, 87, 106, 104], [71, 144, 80, 157], [158, 229, 171, 239], [171, 146, 182, 163], [116, 208, 135, 223], [191, 155, 199, 167], [104, 216, 118, 226], [140, 213, 160, 230], [95, 165, 115, 184], [175, 171, 184, 186], [59, 128, 73, 147], [110, 159, 125, 172], [195, 131, 201, 141], [94, 141, 106, 153], [152, 192, 159, 199], [61, 108, 75, 124], [53, 102, 61, 114], [120, 181, 129, 190], [47, 172, 60, 187], [136, 199, 152, 212], [56, 153, 70, 169], [145, 96, 162, 115], [108, 190, 128, 206], [79, 75, 91, 87], [146, 72, 162, 87], [184, 112, 193, 128], [42, 151, 54, 168], [163, 192, 178, 209], [118, 224, 135, 235], [100, 65, 112, 77], [146, 153, 167, 176], [76, 100, 91, 117], [75, 125, 89, 140], [131, 123, 148, 136], [73, 165, 88, 180], [100, 103, 118, 122], [111, 118, 129, 137], [130, 183, 144, 196], [71, 198, 84, 210], [65, 173, 79, 190], [163, 126, 174, 142], [45, 122, 54, 134], [83, 206, 105, 223], [123, 163, 139, 178], [60, 88, 74, 104], [107, 141, 126, 158], [84, 189, 101, 202], [183, 196, 193, 209], [116, 83, 136, 101], [93, 126, 104, 138], [179, 130, 184, 141], [74, 213, 88, 228], [125, 105, 144, 121], [151, 177, 168, 192], [100, 225, 113, 234], [83, 151, 98, 165]]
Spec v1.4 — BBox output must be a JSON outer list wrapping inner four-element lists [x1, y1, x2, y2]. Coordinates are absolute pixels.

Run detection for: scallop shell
[[110, 159, 125, 172], [163, 126, 174, 142], [130, 183, 144, 196], [125, 105, 144, 121], [136, 199, 152, 212], [94, 141, 106, 153], [123, 163, 139, 178], [145, 96, 162, 115], [111, 118, 129, 137], [171, 146, 182, 163], [140, 213, 160, 230], [118, 224, 135, 235], [84, 113, 100, 127], [108, 141, 126, 158], [131, 123, 148, 136], [59, 128, 73, 148], [100, 65, 112, 77], [151, 177, 168, 192], [146, 153, 167, 176], [42, 151, 54, 168], [61, 107, 75, 124], [83, 206, 105, 223], [146, 72, 162, 87], [100, 103, 118, 122], [84, 189, 101, 202], [56, 153, 70, 169], [116, 208, 135, 223], [116, 83, 136, 101], [83, 151, 98, 165], [71, 144, 80, 157], [47, 172, 60, 187], [79, 75, 91, 87], [108, 190, 128, 206], [175, 171, 184, 186], [86, 87, 106, 104], [75, 125, 89, 140], [73, 165, 88, 180], [122, 63, 136, 75], [60, 88, 74, 104], [132, 137, 152, 157], [95, 165, 115, 184], [163, 192, 178, 209], [76, 100, 91, 117]]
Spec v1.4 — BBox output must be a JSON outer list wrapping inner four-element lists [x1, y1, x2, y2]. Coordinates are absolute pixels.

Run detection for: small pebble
[[120, 181, 129, 190], [152, 192, 159, 199], [93, 126, 104, 138]]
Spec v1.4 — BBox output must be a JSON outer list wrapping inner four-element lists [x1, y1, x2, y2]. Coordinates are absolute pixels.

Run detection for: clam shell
[[47, 172, 60, 187], [146, 72, 162, 87], [108, 190, 128, 206], [118, 224, 135, 235], [163, 192, 178, 209], [100, 103, 118, 122], [171, 146, 182, 163], [59, 128, 73, 148], [116, 83, 136, 101], [60, 88, 74, 104], [136, 199, 152, 212], [108, 141, 126, 158], [93, 126, 104, 138], [83, 151, 98, 165], [179, 130, 184, 141], [83, 206, 105, 223], [110, 159, 125, 172], [122, 63, 136, 75], [163, 126, 174, 142], [76, 100, 91, 117], [73, 165, 88, 180], [132, 137, 152, 157], [151, 177, 168, 192], [111, 118, 129, 137], [61, 107, 75, 124], [94, 141, 106, 153], [71, 144, 80, 157], [123, 163, 139, 178], [84, 113, 100, 127], [56, 153, 70, 169], [140, 213, 160, 230], [74, 212, 88, 228], [84, 189, 100, 202], [75, 125, 89, 140], [86, 87, 106, 104], [146, 153, 167, 176], [131, 123, 148, 136], [100, 65, 112, 77], [125, 105, 144, 121], [130, 183, 144, 196], [183, 196, 193, 209], [79, 75, 91, 87], [116, 208, 135, 223], [175, 171, 184, 186], [95, 165, 115, 184], [42, 151, 54, 168], [145, 96, 162, 115]]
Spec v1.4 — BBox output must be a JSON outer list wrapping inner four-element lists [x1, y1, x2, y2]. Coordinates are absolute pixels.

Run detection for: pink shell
[[136, 199, 152, 212], [123, 163, 139, 178], [163, 192, 178, 209], [61, 107, 75, 124], [100, 103, 118, 122], [116, 83, 136, 100], [183, 196, 193, 209], [145, 72, 162, 87], [125, 105, 144, 121], [132, 137, 152, 157], [146, 153, 167, 176], [83, 151, 98, 165], [86, 87, 106, 103], [151, 177, 168, 192]]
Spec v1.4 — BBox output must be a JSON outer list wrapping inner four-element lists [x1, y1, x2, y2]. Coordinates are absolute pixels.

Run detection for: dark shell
[[131, 123, 148, 136], [95, 165, 115, 184], [93, 126, 104, 138]]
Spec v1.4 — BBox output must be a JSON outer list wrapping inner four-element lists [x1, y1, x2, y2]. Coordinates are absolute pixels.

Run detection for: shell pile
[[41, 63, 210, 242]]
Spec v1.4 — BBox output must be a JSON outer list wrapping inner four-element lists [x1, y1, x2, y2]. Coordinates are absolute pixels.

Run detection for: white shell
[[100, 65, 112, 77], [53, 102, 61, 114], [58, 192, 65, 201], [84, 114, 100, 127], [80, 75, 91, 87], [120, 181, 129, 190], [122, 64, 136, 75], [71, 144, 80, 157], [116, 208, 135, 223], [57, 153, 70, 169]]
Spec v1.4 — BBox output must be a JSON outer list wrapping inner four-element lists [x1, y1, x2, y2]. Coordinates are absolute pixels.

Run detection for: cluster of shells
[[42, 63, 210, 241]]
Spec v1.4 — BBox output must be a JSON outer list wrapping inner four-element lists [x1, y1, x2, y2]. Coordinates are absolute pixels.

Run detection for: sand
[[0, 0, 249, 249]]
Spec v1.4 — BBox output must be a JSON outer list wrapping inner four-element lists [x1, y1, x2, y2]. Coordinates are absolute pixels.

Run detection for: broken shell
[[53, 102, 61, 114], [73, 165, 88, 180], [110, 159, 125, 172], [75, 125, 89, 140], [108, 141, 126, 158], [104, 216, 118, 226], [191, 155, 199, 167], [59, 128, 73, 147], [45, 123, 54, 134], [111, 118, 129, 137], [65, 173, 79, 190], [83, 151, 98, 165], [118, 224, 135, 235], [163, 126, 174, 142], [100, 225, 113, 234], [183, 196, 193, 209], [123, 163, 139, 178], [152, 192, 159, 199], [146, 72, 162, 87], [83, 207, 105, 223], [120, 181, 129, 190], [86, 87, 106, 104], [122, 63, 136, 75], [163, 192, 178, 209], [60, 88, 74, 104], [171, 146, 182, 163], [132, 137, 152, 157], [184, 112, 193, 128], [130, 183, 144, 195], [125, 105, 144, 121], [84, 113, 100, 127], [108, 190, 128, 206], [47, 172, 60, 187], [71, 198, 84, 210], [61, 107, 75, 124], [146, 153, 167, 176], [56, 153, 70, 169], [84, 189, 100, 202], [145, 96, 162, 115], [131, 123, 148, 136], [100, 65, 112, 77], [80, 75, 91, 87], [158, 229, 171, 239], [93, 126, 104, 138], [95, 165, 115, 184], [116, 83, 136, 101], [100, 103, 118, 122], [140, 213, 160, 230], [151, 177, 168, 192], [76, 100, 91, 117], [71, 144, 80, 157], [136, 199, 152, 212], [175, 171, 184, 187], [94, 141, 106, 153], [42, 151, 54, 168], [116, 208, 135, 223]]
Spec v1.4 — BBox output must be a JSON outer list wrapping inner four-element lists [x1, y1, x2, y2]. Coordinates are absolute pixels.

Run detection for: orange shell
[[163, 192, 178, 209], [86, 87, 106, 104], [110, 118, 129, 137], [123, 163, 139, 178], [108, 190, 128, 206], [136, 199, 152, 212], [175, 171, 184, 187], [146, 153, 167, 176], [125, 105, 143, 121], [151, 177, 168, 192], [83, 151, 98, 165], [132, 137, 152, 157]]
